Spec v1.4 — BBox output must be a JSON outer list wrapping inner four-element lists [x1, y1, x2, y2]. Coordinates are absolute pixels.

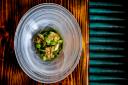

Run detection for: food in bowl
[[33, 27, 63, 61]]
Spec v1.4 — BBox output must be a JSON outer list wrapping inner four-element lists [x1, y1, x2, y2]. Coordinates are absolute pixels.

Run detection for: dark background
[[89, 0, 128, 85]]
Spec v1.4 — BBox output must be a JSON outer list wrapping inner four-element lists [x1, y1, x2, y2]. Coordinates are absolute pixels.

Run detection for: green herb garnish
[[33, 28, 63, 61]]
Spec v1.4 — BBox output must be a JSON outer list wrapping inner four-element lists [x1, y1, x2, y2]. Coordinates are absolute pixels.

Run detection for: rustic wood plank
[[0, 0, 89, 85]]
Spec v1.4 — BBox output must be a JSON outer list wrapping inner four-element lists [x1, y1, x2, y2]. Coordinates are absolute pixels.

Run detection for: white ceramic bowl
[[14, 3, 82, 83]]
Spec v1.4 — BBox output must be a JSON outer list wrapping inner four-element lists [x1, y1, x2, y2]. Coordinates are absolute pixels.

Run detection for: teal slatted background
[[89, 0, 128, 85]]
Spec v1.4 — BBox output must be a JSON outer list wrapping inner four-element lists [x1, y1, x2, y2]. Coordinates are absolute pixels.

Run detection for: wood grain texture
[[0, 0, 89, 85]]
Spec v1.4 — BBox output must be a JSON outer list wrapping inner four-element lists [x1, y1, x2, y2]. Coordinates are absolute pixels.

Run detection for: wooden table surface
[[0, 0, 89, 85]]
